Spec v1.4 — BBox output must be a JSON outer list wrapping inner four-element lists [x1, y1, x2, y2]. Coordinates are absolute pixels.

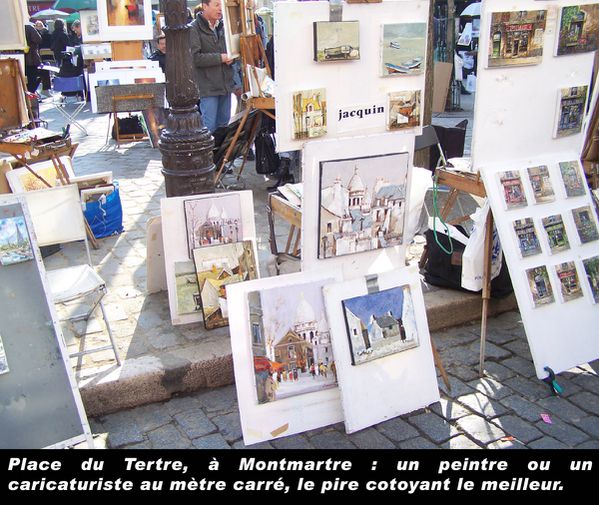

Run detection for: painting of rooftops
[[342, 284, 419, 366], [318, 152, 409, 259]]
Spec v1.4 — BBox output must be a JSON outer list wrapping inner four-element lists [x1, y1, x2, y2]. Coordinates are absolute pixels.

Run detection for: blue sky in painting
[[342, 286, 404, 325]]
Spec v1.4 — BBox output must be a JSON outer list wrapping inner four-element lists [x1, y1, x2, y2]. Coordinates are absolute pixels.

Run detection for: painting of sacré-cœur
[[380, 23, 426, 77], [184, 194, 244, 259], [249, 278, 337, 405], [318, 152, 408, 259], [193, 241, 257, 330], [342, 285, 419, 366]]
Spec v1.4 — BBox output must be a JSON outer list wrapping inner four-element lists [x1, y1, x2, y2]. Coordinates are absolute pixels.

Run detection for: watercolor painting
[[313, 21, 360, 62], [572, 205, 599, 244], [555, 261, 583, 302], [542, 214, 570, 253], [193, 241, 257, 330], [292, 88, 327, 139], [555, 86, 588, 138], [499, 170, 527, 209], [526, 265, 554, 307], [556, 4, 599, 56], [488, 10, 547, 67], [0, 215, 33, 266], [318, 152, 408, 259], [583, 255, 599, 303], [527, 165, 554, 204], [249, 278, 337, 404], [184, 194, 243, 259], [513, 218, 542, 257], [342, 284, 419, 366], [380, 23, 426, 76], [559, 160, 586, 197], [174, 260, 201, 316], [387, 90, 421, 130]]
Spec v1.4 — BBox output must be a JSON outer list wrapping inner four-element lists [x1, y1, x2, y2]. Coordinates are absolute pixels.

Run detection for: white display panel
[[323, 266, 439, 433], [227, 269, 344, 446], [161, 191, 257, 326], [473, 0, 599, 379], [274, 0, 429, 152], [302, 132, 415, 278]]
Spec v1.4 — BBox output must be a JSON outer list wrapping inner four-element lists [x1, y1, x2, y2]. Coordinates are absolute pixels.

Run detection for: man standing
[[149, 35, 166, 74], [189, 0, 235, 133], [69, 20, 83, 46], [24, 20, 42, 94]]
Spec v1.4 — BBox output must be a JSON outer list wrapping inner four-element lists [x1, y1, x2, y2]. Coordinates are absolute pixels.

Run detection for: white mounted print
[[97, 0, 153, 41]]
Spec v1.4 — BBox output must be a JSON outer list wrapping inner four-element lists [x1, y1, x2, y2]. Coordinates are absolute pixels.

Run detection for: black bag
[[254, 127, 280, 175]]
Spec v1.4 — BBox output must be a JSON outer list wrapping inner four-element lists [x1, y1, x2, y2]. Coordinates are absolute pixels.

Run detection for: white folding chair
[[24, 185, 121, 366], [51, 75, 88, 135]]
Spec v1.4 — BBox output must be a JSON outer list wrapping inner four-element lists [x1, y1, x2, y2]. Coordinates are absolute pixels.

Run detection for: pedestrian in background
[[51, 19, 69, 64], [24, 20, 42, 94]]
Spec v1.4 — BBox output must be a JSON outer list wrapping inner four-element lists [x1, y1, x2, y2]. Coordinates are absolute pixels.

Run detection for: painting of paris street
[[342, 284, 419, 366], [249, 278, 337, 404], [318, 152, 409, 259]]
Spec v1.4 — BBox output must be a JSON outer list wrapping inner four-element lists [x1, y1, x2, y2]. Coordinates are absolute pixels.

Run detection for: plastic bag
[[83, 183, 124, 239]]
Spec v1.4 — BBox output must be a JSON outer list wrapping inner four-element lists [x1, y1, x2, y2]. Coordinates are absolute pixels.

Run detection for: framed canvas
[[174, 261, 201, 316], [193, 240, 258, 330], [292, 88, 327, 139], [323, 267, 439, 433], [0, 215, 34, 266], [380, 22, 426, 76], [313, 21, 360, 62], [559, 160, 586, 197], [498, 170, 527, 209], [318, 152, 408, 260], [527, 165, 554, 204], [572, 205, 599, 244], [6, 157, 76, 193], [541, 214, 570, 254], [227, 269, 344, 446], [556, 4, 599, 56], [387, 90, 421, 130], [555, 262, 583, 303], [525, 265, 554, 307], [97, 0, 153, 42], [81, 10, 101, 43], [184, 193, 243, 259], [222, 0, 243, 59], [513, 218, 542, 258], [554, 85, 588, 138], [487, 10, 547, 68], [582, 256, 599, 303]]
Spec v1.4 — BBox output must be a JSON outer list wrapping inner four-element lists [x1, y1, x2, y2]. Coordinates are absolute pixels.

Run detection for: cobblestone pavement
[[90, 311, 599, 449]]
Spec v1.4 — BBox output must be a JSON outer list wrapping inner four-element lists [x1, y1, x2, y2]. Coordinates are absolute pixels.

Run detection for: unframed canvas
[[541, 214, 570, 254], [0, 215, 33, 266], [527, 165, 554, 204], [526, 265, 554, 307], [513, 218, 542, 258], [559, 160, 586, 197], [292, 88, 327, 139], [556, 4, 599, 56], [499, 170, 527, 209], [554, 86, 588, 138], [6, 158, 76, 193], [380, 22, 426, 76], [555, 261, 583, 303], [387, 90, 421, 130], [313, 21, 360, 62], [583, 256, 599, 303], [572, 205, 599, 244], [174, 261, 201, 316]]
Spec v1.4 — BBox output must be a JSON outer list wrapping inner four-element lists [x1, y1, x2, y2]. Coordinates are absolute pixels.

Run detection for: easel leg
[[215, 106, 251, 183], [431, 338, 451, 392], [479, 211, 494, 377]]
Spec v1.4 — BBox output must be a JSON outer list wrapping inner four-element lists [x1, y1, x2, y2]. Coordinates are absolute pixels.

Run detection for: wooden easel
[[110, 94, 153, 146]]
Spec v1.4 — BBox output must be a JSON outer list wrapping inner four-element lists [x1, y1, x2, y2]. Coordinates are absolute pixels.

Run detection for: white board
[[227, 269, 344, 446], [97, 0, 153, 42], [323, 266, 439, 433], [302, 132, 415, 278], [161, 191, 257, 326], [274, 0, 429, 152], [473, 0, 599, 379]]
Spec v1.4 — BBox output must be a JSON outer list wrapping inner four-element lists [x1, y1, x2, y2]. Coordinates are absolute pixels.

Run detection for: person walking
[[24, 20, 42, 94], [189, 0, 235, 133]]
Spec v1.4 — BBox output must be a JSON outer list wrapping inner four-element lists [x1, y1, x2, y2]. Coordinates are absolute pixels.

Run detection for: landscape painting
[[560, 160, 586, 197], [572, 205, 599, 244], [488, 10, 547, 67], [0, 334, 8, 376], [556, 4, 599, 56], [583, 255, 599, 303], [174, 261, 201, 316], [184, 194, 243, 259], [193, 241, 257, 330], [542, 214, 570, 253], [499, 170, 527, 209], [292, 88, 327, 139], [527, 165, 554, 204], [526, 266, 555, 307], [0, 215, 33, 266], [555, 86, 588, 138], [555, 261, 583, 302], [342, 285, 419, 366], [513, 218, 542, 257], [249, 278, 337, 404], [313, 21, 360, 62], [380, 23, 426, 76], [387, 90, 421, 130], [318, 152, 409, 259]]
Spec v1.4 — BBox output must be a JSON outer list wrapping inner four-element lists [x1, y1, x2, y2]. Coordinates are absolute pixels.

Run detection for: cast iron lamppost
[[159, 0, 215, 196]]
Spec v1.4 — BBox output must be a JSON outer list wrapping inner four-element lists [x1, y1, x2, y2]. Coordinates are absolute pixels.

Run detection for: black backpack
[[254, 127, 280, 175]]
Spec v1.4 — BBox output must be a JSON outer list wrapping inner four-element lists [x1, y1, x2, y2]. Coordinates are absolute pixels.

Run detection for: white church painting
[[249, 278, 337, 404], [342, 285, 419, 365], [184, 194, 243, 259], [318, 153, 409, 259]]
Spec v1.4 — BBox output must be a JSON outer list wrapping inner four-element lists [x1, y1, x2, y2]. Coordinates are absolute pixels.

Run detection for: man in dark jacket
[[149, 35, 166, 74], [24, 21, 42, 93], [189, 0, 235, 133]]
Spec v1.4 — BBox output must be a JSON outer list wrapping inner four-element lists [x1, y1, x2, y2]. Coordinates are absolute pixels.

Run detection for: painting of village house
[[313, 21, 360, 62], [527, 165, 554, 204], [526, 266, 555, 307], [380, 23, 426, 76], [387, 90, 421, 130], [542, 214, 570, 254], [318, 153, 408, 259], [193, 241, 257, 330], [342, 285, 419, 366], [583, 255, 599, 303], [249, 278, 337, 404], [555, 86, 588, 138], [184, 194, 243, 259], [174, 260, 201, 316], [560, 160, 586, 197], [499, 170, 527, 209], [292, 88, 327, 139], [488, 10, 546, 67], [572, 205, 599, 244], [513, 218, 542, 257], [555, 262, 583, 303], [556, 4, 599, 56], [0, 215, 33, 266]]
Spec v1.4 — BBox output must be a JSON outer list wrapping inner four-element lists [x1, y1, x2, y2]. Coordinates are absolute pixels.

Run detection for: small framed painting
[[541, 214, 570, 254], [572, 205, 599, 244], [513, 218, 542, 258], [313, 21, 360, 62], [97, 0, 153, 42], [387, 90, 421, 130], [526, 265, 555, 307], [80, 10, 101, 43], [556, 4, 599, 56], [499, 170, 527, 209], [0, 215, 33, 266], [559, 160, 586, 197], [292, 88, 327, 139], [380, 23, 426, 76], [555, 262, 583, 303], [527, 165, 554, 204], [554, 86, 588, 138]]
